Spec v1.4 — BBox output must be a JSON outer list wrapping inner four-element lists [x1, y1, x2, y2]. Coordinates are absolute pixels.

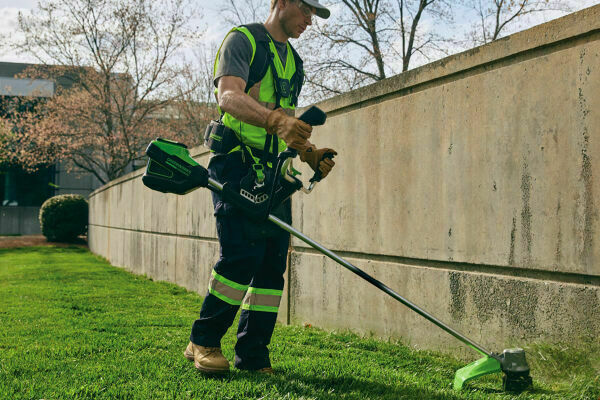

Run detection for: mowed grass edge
[[0, 246, 598, 399]]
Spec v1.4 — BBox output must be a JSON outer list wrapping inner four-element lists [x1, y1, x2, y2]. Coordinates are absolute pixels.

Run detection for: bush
[[39, 194, 88, 242]]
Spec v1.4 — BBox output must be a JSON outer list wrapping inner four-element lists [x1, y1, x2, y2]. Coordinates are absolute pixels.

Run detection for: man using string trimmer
[[142, 0, 532, 391], [184, 0, 336, 374]]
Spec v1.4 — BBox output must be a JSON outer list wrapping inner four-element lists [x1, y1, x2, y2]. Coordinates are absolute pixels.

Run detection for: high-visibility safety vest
[[213, 23, 304, 160]]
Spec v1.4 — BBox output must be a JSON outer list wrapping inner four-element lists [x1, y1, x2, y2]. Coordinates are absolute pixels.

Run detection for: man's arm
[[217, 76, 312, 151], [217, 75, 271, 128], [218, 76, 336, 177]]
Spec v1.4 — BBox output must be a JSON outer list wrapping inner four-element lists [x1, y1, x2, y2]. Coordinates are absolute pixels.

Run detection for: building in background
[[0, 62, 102, 234], [0, 61, 213, 235]]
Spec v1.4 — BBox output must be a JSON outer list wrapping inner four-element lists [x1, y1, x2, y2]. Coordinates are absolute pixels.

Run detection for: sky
[[0, 0, 227, 64], [0, 0, 597, 67]]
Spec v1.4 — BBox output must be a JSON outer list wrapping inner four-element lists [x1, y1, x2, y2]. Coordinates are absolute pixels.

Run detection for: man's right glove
[[300, 147, 337, 179], [265, 108, 312, 151]]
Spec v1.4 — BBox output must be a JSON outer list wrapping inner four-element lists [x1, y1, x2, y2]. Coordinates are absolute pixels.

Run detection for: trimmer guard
[[454, 348, 532, 391], [453, 356, 501, 390]]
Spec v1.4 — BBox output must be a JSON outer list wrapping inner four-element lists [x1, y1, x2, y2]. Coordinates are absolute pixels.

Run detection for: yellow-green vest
[[214, 24, 302, 158]]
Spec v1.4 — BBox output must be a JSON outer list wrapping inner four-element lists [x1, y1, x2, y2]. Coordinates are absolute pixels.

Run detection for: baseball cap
[[301, 0, 330, 19]]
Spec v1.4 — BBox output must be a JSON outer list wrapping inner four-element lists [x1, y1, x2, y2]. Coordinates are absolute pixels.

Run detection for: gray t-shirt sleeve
[[214, 31, 253, 87]]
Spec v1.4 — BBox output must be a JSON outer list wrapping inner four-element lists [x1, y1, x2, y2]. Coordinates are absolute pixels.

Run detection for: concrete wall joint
[[88, 223, 218, 243], [293, 246, 600, 288]]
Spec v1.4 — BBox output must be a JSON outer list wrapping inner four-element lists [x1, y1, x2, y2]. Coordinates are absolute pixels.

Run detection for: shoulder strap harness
[[216, 23, 305, 177]]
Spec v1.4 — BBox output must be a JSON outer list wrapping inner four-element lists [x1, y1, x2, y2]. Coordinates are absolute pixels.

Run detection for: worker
[[184, 0, 336, 374]]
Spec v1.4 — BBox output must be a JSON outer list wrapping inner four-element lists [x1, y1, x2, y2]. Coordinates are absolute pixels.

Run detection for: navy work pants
[[190, 152, 290, 370]]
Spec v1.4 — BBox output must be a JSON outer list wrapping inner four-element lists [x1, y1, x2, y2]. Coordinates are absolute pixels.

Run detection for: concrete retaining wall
[[88, 6, 600, 354]]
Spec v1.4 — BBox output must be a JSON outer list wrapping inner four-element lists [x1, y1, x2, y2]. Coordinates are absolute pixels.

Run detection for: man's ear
[[278, 0, 290, 10]]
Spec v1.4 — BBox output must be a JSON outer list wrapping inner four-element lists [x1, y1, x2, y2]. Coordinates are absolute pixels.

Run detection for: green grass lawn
[[0, 246, 598, 400]]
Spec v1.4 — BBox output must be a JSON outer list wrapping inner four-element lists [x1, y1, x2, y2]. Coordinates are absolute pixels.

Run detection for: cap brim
[[302, 0, 330, 19], [315, 8, 330, 19]]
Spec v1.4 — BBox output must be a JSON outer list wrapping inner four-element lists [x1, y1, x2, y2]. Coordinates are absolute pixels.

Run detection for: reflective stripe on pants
[[241, 287, 283, 313], [208, 269, 249, 305]]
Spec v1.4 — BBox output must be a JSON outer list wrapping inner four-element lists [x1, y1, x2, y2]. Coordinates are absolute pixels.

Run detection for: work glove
[[300, 147, 337, 179], [265, 108, 312, 151]]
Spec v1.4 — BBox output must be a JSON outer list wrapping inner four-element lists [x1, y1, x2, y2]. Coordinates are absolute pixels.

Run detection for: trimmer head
[[499, 348, 533, 392], [453, 348, 532, 392]]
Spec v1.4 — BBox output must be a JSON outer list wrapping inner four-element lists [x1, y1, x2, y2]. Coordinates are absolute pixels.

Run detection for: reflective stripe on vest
[[214, 26, 297, 155], [241, 287, 283, 313], [208, 269, 249, 305]]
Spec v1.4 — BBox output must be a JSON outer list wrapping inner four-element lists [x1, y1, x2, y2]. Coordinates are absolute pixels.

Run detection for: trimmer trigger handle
[[310, 152, 336, 183], [323, 152, 335, 160]]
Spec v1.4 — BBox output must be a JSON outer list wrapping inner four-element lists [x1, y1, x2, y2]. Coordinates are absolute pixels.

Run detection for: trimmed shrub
[[39, 194, 88, 242]]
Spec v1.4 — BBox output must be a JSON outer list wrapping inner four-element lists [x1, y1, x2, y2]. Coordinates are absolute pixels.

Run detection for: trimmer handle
[[281, 105, 328, 159], [298, 106, 330, 183], [299, 105, 327, 126], [309, 152, 336, 183], [276, 105, 330, 192]]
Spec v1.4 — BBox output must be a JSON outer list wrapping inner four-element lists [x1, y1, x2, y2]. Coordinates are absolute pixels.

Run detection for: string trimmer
[[141, 106, 533, 392]]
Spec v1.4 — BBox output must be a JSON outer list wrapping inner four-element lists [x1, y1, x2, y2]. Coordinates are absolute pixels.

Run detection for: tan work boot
[[184, 341, 230, 373], [257, 367, 275, 375]]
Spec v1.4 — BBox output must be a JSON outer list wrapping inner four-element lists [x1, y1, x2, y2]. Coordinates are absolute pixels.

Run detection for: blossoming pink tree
[[1, 0, 216, 184]]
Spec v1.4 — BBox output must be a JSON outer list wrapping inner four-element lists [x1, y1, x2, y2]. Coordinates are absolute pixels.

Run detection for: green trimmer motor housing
[[142, 138, 208, 195]]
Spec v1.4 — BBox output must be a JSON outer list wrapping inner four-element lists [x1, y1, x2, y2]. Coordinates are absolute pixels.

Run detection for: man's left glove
[[300, 147, 337, 179]]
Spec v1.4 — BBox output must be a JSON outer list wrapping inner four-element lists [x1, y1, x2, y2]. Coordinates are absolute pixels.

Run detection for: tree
[[298, 0, 453, 101], [463, 0, 573, 46], [3, 0, 210, 184], [4, 75, 190, 184], [0, 117, 13, 166], [172, 45, 220, 143], [0, 96, 52, 170], [392, 0, 455, 72], [220, 0, 269, 26]]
